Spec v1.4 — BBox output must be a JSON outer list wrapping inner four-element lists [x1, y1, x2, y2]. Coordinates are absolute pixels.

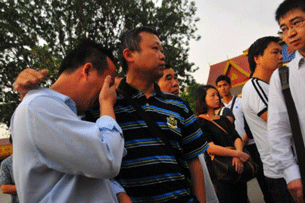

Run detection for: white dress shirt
[[268, 51, 305, 184], [11, 88, 125, 203]]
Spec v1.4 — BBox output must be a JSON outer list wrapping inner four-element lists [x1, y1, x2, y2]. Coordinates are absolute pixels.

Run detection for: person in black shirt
[[195, 85, 250, 203]]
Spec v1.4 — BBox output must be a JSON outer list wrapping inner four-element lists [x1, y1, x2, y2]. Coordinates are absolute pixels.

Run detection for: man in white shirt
[[11, 40, 126, 202], [268, 1, 305, 202], [243, 36, 294, 203], [215, 75, 247, 141]]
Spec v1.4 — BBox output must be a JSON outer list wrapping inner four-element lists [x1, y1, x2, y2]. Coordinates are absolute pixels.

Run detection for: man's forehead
[[267, 42, 281, 49], [279, 9, 305, 25], [164, 68, 176, 76], [139, 32, 161, 43], [217, 80, 229, 85]]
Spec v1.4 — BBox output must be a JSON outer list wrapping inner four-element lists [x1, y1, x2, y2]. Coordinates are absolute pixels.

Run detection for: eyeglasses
[[278, 19, 305, 37]]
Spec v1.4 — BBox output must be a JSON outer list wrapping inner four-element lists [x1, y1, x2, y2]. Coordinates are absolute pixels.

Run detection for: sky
[[189, 0, 283, 84]]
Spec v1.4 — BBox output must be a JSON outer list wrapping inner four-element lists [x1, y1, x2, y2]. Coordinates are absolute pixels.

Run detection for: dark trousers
[[265, 177, 294, 203], [214, 181, 248, 203], [246, 144, 275, 203]]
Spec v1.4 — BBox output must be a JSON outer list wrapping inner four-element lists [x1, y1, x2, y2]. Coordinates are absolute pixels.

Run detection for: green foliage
[[0, 0, 201, 126], [180, 82, 202, 113]]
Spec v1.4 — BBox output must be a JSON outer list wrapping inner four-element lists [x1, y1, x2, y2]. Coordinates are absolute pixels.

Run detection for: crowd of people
[[1, 0, 305, 202]]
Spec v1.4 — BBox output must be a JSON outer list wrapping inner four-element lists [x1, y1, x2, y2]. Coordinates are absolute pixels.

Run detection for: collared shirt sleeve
[[16, 95, 125, 179], [110, 179, 126, 194], [268, 69, 300, 184], [181, 104, 209, 160]]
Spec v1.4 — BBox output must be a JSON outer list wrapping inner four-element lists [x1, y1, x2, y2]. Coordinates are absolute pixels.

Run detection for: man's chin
[[172, 90, 179, 96]]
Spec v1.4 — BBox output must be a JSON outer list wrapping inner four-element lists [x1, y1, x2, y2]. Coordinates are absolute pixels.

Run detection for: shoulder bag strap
[[197, 115, 228, 134], [230, 96, 237, 111], [218, 107, 224, 116], [116, 88, 178, 160], [279, 65, 305, 191]]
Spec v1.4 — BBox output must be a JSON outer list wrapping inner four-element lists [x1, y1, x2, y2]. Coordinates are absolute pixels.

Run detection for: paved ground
[[248, 178, 265, 202], [0, 178, 265, 202], [0, 191, 10, 202]]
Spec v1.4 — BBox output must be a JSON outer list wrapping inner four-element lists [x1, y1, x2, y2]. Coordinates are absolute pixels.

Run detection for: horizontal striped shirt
[[112, 79, 208, 202]]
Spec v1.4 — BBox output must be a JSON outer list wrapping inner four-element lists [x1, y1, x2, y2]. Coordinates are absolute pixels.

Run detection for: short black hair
[[215, 75, 231, 86], [119, 26, 158, 73], [276, 0, 305, 23], [194, 85, 220, 115], [58, 40, 114, 76], [247, 36, 280, 77], [165, 63, 171, 69]]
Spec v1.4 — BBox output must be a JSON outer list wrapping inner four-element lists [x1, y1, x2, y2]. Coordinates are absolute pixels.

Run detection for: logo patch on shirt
[[167, 116, 177, 129]]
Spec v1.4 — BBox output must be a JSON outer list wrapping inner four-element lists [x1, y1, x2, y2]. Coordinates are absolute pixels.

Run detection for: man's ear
[[254, 55, 261, 65], [123, 48, 134, 63], [81, 62, 94, 80]]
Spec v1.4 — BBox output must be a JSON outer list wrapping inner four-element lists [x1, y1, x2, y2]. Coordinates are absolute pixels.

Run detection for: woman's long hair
[[194, 85, 221, 116]]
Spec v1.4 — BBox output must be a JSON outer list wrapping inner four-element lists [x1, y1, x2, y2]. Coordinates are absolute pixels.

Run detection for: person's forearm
[[234, 138, 243, 152], [100, 101, 116, 119], [207, 142, 238, 157], [1, 185, 17, 194], [116, 192, 133, 203], [188, 157, 206, 203]]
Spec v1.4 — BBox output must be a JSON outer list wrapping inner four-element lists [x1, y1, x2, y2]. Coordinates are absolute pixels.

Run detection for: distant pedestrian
[[157, 63, 180, 96], [0, 136, 19, 203]]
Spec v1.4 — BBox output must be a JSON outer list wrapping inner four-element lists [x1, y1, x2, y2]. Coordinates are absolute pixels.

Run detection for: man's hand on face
[[288, 179, 304, 203], [99, 75, 117, 119], [14, 68, 49, 99]]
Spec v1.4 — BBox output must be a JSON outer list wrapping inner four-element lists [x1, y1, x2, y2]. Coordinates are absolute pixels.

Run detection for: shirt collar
[[43, 88, 77, 114], [294, 51, 305, 69], [117, 78, 166, 98]]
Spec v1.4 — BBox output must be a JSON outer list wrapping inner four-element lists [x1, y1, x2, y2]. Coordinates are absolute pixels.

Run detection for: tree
[[0, 0, 201, 126], [180, 82, 202, 113]]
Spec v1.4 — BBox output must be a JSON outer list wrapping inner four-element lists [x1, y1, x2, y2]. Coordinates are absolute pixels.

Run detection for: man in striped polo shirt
[[112, 26, 208, 202], [242, 36, 293, 203]]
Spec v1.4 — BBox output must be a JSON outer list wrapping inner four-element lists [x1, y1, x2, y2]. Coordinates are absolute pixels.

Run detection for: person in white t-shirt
[[243, 36, 293, 203], [216, 74, 273, 203]]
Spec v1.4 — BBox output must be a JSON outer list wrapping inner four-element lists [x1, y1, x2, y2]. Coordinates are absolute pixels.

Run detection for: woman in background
[[195, 85, 249, 203]]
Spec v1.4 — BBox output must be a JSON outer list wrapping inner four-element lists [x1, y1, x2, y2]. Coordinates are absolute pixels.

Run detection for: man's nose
[[173, 79, 179, 87]]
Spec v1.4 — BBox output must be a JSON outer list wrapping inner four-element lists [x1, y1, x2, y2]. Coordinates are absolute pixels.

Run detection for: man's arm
[[260, 111, 268, 122], [12, 78, 124, 179], [116, 192, 133, 203], [268, 70, 302, 202], [188, 157, 206, 203], [109, 179, 132, 203], [0, 157, 16, 195], [1, 184, 17, 194]]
